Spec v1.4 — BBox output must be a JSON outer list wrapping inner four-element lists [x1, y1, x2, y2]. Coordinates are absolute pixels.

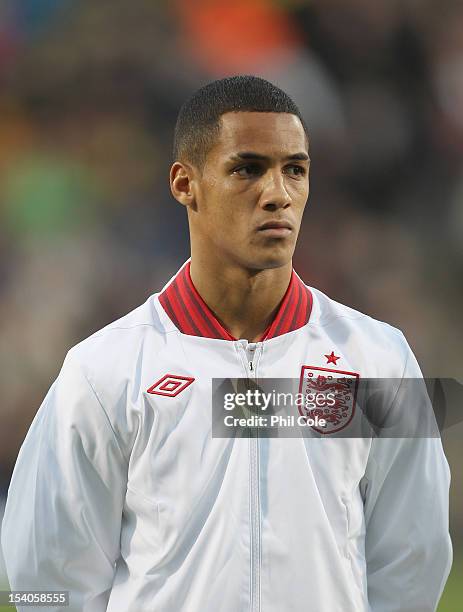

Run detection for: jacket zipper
[[237, 340, 261, 612]]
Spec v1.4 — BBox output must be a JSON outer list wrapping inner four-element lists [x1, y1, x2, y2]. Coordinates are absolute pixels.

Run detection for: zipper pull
[[249, 361, 253, 371]]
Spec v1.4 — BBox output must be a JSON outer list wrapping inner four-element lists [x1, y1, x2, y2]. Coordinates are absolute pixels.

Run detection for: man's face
[[185, 111, 310, 270]]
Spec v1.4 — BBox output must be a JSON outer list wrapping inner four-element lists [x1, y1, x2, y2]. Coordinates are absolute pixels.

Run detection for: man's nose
[[259, 170, 291, 211]]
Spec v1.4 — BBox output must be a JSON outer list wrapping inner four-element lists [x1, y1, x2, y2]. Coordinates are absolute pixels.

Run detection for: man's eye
[[233, 164, 262, 177], [285, 165, 306, 177]]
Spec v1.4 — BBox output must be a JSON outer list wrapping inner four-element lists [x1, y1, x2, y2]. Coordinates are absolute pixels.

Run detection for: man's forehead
[[216, 111, 308, 154]]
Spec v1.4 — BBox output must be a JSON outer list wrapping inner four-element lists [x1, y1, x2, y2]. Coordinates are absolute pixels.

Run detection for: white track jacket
[[1, 261, 452, 611]]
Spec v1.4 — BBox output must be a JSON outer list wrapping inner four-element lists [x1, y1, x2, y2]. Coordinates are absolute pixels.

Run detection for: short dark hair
[[173, 75, 308, 168]]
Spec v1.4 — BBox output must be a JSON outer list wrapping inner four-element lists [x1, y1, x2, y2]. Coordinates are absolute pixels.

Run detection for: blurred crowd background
[[0, 0, 462, 596]]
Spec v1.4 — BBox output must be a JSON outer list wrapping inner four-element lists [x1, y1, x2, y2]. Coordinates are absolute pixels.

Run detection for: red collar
[[158, 261, 312, 341]]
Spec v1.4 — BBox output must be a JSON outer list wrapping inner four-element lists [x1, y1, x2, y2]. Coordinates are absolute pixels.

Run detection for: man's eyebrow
[[229, 151, 310, 162]]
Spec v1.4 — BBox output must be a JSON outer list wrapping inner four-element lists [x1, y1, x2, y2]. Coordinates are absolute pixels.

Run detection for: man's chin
[[242, 250, 294, 271]]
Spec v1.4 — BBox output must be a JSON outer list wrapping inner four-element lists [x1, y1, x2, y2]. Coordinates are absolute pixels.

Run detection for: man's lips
[[256, 221, 293, 237]]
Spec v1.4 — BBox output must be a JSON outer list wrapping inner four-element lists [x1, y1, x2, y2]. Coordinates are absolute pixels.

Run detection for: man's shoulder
[[308, 285, 409, 349], [51, 295, 168, 455], [306, 286, 417, 376], [66, 293, 166, 374]]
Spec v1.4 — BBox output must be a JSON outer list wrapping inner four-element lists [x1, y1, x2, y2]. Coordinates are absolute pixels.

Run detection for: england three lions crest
[[298, 366, 360, 434]]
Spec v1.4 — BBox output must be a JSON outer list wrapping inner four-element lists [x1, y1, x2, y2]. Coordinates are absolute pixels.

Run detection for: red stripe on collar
[[158, 262, 312, 341]]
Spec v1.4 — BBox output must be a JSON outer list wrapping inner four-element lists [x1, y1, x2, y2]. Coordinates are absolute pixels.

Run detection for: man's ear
[[170, 161, 198, 211]]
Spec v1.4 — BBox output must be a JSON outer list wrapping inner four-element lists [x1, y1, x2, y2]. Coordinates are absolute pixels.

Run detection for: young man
[[1, 76, 452, 611]]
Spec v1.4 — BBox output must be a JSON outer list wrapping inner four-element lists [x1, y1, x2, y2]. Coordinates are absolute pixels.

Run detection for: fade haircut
[[173, 75, 308, 168]]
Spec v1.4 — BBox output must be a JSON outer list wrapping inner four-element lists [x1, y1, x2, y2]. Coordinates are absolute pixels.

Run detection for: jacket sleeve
[[361, 340, 453, 612], [1, 350, 128, 612]]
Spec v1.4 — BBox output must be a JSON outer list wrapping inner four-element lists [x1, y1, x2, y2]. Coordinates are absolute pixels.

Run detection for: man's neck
[[189, 256, 293, 343]]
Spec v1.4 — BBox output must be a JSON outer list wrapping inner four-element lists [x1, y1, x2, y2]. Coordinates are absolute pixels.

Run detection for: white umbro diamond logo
[[147, 374, 195, 397]]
